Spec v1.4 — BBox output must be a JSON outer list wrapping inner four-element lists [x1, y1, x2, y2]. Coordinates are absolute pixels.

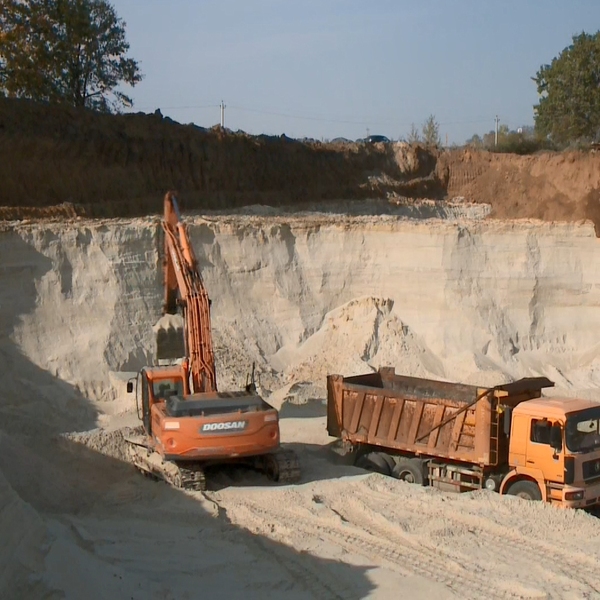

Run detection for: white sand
[[2, 210, 600, 599]]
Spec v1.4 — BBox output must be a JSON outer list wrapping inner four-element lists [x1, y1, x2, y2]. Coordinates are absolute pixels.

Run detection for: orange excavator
[[125, 192, 300, 490]]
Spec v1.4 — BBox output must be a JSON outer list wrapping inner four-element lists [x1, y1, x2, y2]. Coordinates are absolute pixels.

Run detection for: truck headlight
[[565, 490, 584, 501]]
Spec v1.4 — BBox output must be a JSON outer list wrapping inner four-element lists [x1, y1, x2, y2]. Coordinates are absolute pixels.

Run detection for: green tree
[[0, 0, 142, 112], [533, 31, 600, 144], [421, 114, 441, 146]]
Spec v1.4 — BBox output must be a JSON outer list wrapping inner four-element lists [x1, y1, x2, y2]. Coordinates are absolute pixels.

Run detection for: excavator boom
[[155, 192, 216, 393]]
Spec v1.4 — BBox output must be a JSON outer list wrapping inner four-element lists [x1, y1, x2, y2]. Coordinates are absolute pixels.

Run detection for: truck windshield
[[566, 407, 600, 453], [152, 378, 184, 400]]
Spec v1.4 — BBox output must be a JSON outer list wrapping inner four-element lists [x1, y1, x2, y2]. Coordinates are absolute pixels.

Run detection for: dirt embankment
[[438, 149, 600, 233], [0, 98, 439, 220], [3, 97, 600, 232]]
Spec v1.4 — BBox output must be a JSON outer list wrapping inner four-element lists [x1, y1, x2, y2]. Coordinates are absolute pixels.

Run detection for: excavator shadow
[[205, 440, 363, 491], [279, 397, 327, 419]]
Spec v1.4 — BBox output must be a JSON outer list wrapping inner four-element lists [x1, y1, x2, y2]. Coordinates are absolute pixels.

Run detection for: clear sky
[[111, 0, 600, 144]]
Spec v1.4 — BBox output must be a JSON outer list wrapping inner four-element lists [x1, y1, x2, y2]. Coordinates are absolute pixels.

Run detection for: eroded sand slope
[[5, 212, 600, 405]]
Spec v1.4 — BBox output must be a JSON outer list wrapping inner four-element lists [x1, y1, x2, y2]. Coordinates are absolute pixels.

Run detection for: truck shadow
[[0, 229, 376, 600]]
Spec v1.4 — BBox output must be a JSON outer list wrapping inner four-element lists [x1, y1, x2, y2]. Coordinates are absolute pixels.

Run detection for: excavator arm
[[156, 191, 217, 393]]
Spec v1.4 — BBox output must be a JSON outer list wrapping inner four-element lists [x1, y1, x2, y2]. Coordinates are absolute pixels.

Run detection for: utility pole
[[366, 127, 370, 138], [220, 100, 226, 128], [494, 115, 499, 147]]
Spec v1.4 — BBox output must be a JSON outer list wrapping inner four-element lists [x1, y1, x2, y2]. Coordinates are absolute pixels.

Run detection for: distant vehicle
[[330, 137, 353, 144], [365, 135, 391, 144]]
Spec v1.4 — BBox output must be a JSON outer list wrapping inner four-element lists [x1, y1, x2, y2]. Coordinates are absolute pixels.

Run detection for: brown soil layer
[[0, 98, 439, 219], [2, 98, 600, 232], [438, 149, 600, 233]]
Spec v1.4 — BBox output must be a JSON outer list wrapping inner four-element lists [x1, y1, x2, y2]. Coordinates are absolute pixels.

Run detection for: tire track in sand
[[240, 532, 358, 600], [336, 495, 597, 599], [341, 480, 600, 597], [207, 495, 360, 600], [232, 499, 521, 600]]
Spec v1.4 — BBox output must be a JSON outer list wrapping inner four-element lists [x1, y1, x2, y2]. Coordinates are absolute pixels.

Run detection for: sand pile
[[63, 427, 141, 462]]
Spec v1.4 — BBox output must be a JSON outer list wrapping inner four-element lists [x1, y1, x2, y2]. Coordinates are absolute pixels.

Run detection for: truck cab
[[504, 398, 600, 508]]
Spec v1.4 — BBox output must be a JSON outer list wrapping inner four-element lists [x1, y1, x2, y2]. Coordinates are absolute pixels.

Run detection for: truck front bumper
[[562, 482, 600, 509]]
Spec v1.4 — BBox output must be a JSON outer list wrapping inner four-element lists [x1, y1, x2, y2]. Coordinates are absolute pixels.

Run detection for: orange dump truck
[[327, 367, 600, 509]]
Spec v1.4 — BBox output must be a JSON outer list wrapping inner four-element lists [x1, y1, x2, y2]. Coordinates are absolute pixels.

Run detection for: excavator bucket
[[153, 314, 186, 360]]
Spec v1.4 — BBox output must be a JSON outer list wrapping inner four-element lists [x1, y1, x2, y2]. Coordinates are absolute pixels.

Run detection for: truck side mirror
[[127, 381, 134, 394], [503, 407, 512, 436], [550, 424, 562, 451]]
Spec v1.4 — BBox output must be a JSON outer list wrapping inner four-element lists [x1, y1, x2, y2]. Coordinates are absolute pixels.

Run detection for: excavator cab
[[128, 366, 187, 435], [153, 378, 184, 400]]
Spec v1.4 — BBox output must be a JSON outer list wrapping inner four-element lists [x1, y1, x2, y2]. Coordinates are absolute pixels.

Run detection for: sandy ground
[[10, 408, 590, 600]]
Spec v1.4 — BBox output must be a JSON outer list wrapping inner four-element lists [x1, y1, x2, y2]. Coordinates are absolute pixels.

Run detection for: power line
[[228, 104, 375, 125], [129, 100, 517, 132], [133, 103, 220, 111], [140, 100, 494, 128], [228, 104, 494, 128]]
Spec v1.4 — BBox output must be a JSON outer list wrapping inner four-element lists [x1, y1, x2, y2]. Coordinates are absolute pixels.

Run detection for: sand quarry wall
[[3, 213, 600, 422]]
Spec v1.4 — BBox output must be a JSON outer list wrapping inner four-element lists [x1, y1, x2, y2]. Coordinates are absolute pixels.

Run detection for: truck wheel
[[392, 459, 425, 485], [355, 452, 394, 476], [506, 480, 542, 501]]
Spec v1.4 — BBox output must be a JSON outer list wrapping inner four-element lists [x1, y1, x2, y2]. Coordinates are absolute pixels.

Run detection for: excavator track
[[125, 435, 207, 492], [126, 435, 300, 489], [178, 464, 207, 491], [260, 448, 301, 484]]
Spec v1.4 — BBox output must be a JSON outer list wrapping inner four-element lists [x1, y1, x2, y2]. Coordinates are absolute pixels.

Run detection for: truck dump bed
[[327, 367, 553, 467]]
